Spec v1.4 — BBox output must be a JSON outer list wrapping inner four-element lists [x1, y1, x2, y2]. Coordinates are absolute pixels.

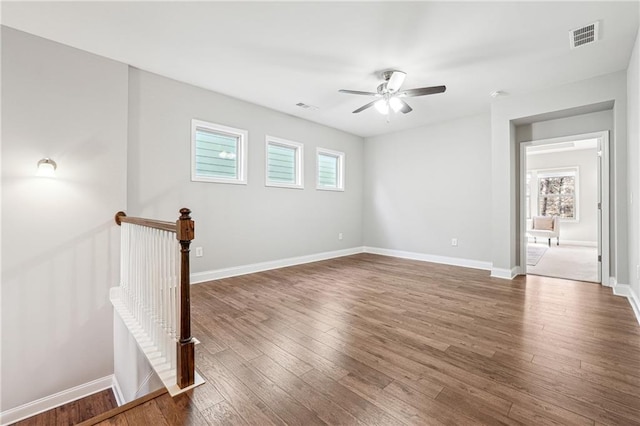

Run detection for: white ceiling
[[2, 1, 638, 138]]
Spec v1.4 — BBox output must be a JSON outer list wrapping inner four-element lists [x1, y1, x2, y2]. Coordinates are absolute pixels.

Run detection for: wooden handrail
[[114, 208, 196, 390], [114, 211, 177, 233]]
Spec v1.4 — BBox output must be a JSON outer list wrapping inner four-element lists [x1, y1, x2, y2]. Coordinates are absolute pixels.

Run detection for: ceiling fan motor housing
[[381, 70, 396, 81]]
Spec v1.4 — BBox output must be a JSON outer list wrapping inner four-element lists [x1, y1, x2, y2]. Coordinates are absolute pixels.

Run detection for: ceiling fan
[[339, 70, 446, 115]]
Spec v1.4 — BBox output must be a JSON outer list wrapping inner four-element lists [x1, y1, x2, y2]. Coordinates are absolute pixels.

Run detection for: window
[[265, 136, 303, 189], [316, 148, 345, 191], [537, 168, 578, 220], [191, 119, 247, 184]]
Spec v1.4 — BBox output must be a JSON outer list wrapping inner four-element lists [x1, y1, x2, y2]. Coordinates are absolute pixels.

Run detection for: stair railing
[[111, 208, 202, 395]]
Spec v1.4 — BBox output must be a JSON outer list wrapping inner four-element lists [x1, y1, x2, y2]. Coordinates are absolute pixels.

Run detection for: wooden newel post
[[176, 208, 195, 389]]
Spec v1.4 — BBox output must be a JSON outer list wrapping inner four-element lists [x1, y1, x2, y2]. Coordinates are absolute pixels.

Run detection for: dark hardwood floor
[[14, 389, 117, 425], [30, 254, 640, 425]]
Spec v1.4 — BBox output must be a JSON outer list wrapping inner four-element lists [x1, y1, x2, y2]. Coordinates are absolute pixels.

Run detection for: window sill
[[192, 176, 247, 185], [317, 186, 344, 192], [266, 182, 304, 190]]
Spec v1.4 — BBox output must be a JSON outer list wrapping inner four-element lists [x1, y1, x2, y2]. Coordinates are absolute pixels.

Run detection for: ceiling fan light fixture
[[389, 97, 403, 113], [374, 99, 389, 115]]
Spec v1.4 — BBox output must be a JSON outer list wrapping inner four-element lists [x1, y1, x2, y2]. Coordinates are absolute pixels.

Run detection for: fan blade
[[398, 85, 446, 97], [339, 89, 380, 96], [352, 99, 378, 113], [387, 71, 406, 92], [398, 99, 413, 114]]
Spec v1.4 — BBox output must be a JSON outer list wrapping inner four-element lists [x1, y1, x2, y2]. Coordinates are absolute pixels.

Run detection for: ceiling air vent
[[570, 21, 599, 49], [295, 102, 319, 111]]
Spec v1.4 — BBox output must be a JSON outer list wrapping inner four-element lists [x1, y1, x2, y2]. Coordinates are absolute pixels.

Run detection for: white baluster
[[161, 231, 168, 362], [137, 225, 142, 329], [131, 224, 135, 313], [157, 230, 163, 354], [117, 219, 186, 381], [153, 229, 159, 351], [172, 239, 178, 370], [148, 227, 152, 337], [145, 226, 151, 338]]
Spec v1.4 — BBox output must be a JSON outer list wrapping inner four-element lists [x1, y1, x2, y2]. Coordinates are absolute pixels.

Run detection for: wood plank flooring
[[14, 389, 117, 425], [53, 254, 640, 425]]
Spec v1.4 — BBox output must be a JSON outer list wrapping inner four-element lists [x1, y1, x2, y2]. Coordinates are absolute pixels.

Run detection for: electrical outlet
[[195, 247, 203, 257], [338, 233, 343, 241], [451, 238, 458, 247]]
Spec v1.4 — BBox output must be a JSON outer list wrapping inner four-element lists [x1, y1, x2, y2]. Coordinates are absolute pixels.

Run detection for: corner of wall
[[111, 375, 125, 407], [490, 266, 520, 280], [0, 376, 115, 426], [611, 278, 640, 325], [626, 26, 640, 301]]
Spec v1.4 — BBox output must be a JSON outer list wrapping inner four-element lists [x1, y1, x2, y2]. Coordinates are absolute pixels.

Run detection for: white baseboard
[[363, 246, 492, 271], [490, 266, 520, 280], [527, 238, 597, 247], [610, 276, 620, 291], [629, 287, 640, 325], [0, 375, 114, 426], [559, 240, 598, 247], [191, 246, 494, 284], [611, 279, 640, 325], [604, 276, 615, 288], [191, 247, 364, 283], [111, 375, 125, 407]]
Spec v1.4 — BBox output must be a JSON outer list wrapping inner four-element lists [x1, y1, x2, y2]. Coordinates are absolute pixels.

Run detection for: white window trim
[[534, 166, 579, 222], [265, 135, 304, 189], [316, 147, 345, 192], [191, 119, 248, 185]]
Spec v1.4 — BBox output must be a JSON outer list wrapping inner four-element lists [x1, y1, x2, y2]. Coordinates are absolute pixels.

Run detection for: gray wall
[[363, 113, 492, 263], [526, 148, 598, 243], [628, 29, 639, 298], [127, 68, 364, 273], [1, 27, 128, 411]]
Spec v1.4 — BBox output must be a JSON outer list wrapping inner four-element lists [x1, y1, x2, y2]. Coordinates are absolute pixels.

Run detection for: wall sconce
[[36, 158, 57, 177]]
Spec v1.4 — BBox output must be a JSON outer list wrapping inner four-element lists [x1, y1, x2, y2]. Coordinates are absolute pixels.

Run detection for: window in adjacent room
[[265, 136, 304, 189], [191, 119, 248, 184], [316, 148, 345, 191], [537, 168, 578, 220]]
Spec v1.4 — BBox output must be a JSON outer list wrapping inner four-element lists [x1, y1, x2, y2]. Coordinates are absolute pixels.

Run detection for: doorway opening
[[520, 131, 609, 284]]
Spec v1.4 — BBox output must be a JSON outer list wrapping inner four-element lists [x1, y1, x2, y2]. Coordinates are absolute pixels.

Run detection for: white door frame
[[519, 131, 610, 284]]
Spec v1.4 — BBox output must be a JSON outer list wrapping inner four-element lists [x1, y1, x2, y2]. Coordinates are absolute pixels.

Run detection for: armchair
[[528, 216, 559, 247]]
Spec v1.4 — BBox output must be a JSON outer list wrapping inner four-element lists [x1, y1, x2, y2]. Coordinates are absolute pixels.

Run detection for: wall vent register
[[570, 21, 599, 49]]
